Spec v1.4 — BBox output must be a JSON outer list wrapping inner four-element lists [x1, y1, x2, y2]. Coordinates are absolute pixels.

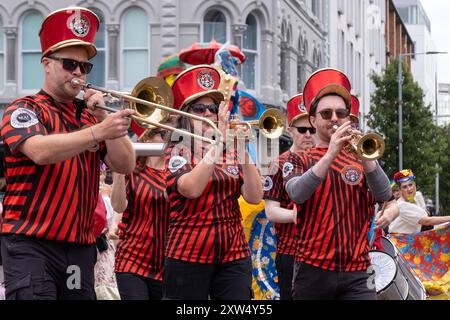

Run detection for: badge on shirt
[[225, 165, 240, 178], [282, 162, 294, 178], [10, 108, 39, 129], [341, 165, 363, 186], [168, 156, 187, 173], [263, 176, 273, 191]]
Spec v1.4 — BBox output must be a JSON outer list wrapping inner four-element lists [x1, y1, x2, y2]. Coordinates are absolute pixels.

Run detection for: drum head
[[381, 236, 398, 258], [369, 251, 397, 293]]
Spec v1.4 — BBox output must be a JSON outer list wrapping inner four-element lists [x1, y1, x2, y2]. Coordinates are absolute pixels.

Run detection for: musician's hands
[[93, 109, 134, 141], [84, 89, 108, 121], [327, 120, 353, 158], [292, 203, 298, 224]]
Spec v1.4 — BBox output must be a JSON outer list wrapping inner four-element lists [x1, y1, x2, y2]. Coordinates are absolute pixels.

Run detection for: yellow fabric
[[238, 196, 266, 300], [423, 271, 450, 300]]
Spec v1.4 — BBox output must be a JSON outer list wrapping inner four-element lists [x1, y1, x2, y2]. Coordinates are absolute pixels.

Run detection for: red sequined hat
[[39, 7, 99, 59], [350, 95, 360, 123], [303, 68, 351, 115], [171, 65, 224, 110], [287, 94, 308, 126]]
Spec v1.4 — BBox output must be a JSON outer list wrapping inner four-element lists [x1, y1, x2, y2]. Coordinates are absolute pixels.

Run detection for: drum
[[369, 251, 408, 300], [381, 236, 427, 300]]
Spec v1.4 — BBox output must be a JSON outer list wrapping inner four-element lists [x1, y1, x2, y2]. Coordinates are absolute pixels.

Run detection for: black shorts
[[116, 272, 162, 300], [292, 261, 377, 300], [163, 257, 253, 300], [1, 234, 97, 300], [275, 253, 295, 300]]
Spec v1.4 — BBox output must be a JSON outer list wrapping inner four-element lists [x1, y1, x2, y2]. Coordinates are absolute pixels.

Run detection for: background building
[[393, 0, 438, 110], [328, 0, 386, 131], [0, 0, 329, 113], [437, 83, 450, 126]]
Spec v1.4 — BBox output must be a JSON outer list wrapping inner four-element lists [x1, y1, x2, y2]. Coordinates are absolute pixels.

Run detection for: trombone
[[71, 77, 220, 145], [333, 125, 385, 161]]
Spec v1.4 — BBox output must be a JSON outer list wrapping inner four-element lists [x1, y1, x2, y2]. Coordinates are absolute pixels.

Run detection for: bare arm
[[418, 215, 450, 226], [177, 143, 222, 199], [111, 173, 128, 213], [265, 200, 297, 224], [240, 151, 263, 205]]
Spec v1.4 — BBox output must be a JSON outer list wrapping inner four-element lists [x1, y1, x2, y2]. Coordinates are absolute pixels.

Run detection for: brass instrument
[[71, 77, 220, 145], [229, 108, 286, 139], [333, 125, 385, 160]]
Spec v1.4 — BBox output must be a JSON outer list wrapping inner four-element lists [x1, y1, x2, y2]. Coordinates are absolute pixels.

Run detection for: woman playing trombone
[[163, 65, 263, 300]]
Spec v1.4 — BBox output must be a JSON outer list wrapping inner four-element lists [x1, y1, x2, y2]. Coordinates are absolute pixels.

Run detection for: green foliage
[[367, 59, 448, 213]]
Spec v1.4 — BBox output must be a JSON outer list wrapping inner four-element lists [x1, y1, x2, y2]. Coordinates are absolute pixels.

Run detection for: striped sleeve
[[282, 152, 306, 184], [1, 98, 48, 152]]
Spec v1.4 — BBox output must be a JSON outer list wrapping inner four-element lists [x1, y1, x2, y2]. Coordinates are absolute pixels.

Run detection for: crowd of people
[[0, 7, 448, 301]]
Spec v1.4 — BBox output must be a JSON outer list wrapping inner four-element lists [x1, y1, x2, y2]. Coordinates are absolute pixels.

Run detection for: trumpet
[[228, 108, 286, 139], [333, 125, 385, 161], [71, 77, 220, 145]]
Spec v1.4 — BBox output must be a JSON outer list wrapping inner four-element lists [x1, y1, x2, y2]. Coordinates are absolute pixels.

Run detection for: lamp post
[[397, 51, 447, 171]]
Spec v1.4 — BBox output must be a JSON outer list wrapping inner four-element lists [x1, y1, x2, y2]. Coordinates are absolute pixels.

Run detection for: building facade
[[0, 0, 329, 117], [327, 0, 386, 131], [393, 0, 438, 109], [437, 83, 450, 126]]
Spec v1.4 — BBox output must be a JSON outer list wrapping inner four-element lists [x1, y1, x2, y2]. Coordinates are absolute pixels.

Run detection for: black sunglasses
[[316, 108, 349, 120], [294, 127, 316, 134], [189, 103, 219, 114], [47, 56, 93, 74], [150, 130, 168, 139]]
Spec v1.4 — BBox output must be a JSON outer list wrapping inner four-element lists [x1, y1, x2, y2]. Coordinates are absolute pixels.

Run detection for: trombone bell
[[130, 77, 173, 129], [258, 108, 286, 139]]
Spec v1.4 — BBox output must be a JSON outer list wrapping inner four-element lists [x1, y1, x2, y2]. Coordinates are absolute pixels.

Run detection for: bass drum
[[369, 251, 408, 300], [381, 236, 427, 300]]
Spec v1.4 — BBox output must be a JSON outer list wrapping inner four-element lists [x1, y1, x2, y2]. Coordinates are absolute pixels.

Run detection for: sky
[[420, 0, 450, 84]]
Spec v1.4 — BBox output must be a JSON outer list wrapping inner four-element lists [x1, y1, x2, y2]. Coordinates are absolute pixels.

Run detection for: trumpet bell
[[259, 108, 286, 139], [130, 77, 173, 129], [355, 132, 385, 161]]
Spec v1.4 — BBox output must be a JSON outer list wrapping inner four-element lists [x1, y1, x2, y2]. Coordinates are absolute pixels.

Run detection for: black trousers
[[163, 257, 253, 300], [1, 234, 97, 300], [275, 253, 295, 300], [116, 272, 162, 300], [292, 261, 377, 300]]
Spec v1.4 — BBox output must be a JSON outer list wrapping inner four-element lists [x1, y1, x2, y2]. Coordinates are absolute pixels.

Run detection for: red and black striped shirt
[[1, 91, 106, 244], [264, 150, 298, 256], [164, 143, 251, 264], [283, 147, 375, 272], [115, 167, 170, 281]]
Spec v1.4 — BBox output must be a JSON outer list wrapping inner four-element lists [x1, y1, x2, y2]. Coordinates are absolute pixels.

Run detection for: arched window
[[20, 10, 44, 91], [242, 14, 258, 90], [203, 10, 227, 43], [87, 8, 106, 86], [0, 17, 4, 90], [121, 7, 149, 90]]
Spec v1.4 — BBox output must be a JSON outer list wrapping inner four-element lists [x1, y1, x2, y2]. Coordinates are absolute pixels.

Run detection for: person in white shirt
[[389, 169, 450, 234]]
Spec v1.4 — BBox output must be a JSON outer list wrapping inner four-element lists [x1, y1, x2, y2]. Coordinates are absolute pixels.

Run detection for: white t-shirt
[[388, 199, 428, 234]]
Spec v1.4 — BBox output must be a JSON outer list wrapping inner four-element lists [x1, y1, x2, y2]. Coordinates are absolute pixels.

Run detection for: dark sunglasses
[[189, 103, 219, 114], [316, 108, 349, 120], [294, 126, 316, 134], [47, 56, 93, 74], [150, 130, 168, 139]]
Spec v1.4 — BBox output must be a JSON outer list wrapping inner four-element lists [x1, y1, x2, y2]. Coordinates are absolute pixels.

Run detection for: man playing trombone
[[283, 68, 392, 300], [0, 7, 135, 300]]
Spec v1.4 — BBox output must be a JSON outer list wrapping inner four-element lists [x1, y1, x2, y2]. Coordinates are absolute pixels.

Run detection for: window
[[338, 30, 345, 70], [280, 22, 288, 92], [87, 8, 106, 87], [203, 10, 227, 43], [242, 14, 258, 90], [0, 18, 4, 90], [312, 0, 320, 18], [20, 10, 44, 91], [121, 7, 149, 90]]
